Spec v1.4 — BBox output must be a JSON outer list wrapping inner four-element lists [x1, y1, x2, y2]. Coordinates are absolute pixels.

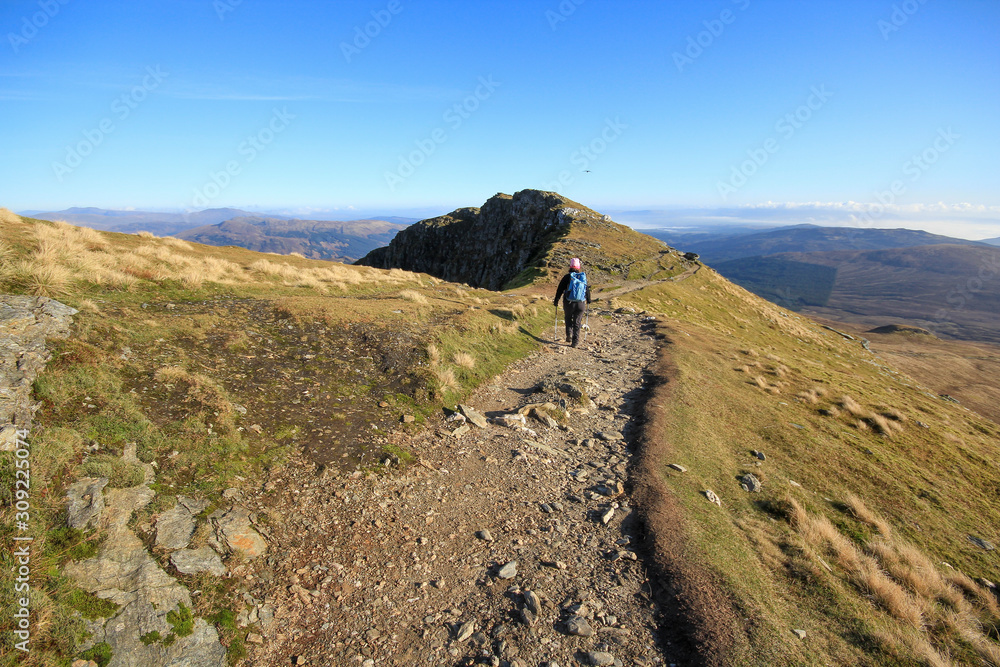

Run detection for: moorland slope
[[2, 201, 1000, 667]]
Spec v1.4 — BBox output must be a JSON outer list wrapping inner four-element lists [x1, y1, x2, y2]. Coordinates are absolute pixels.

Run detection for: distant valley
[[176, 216, 407, 262], [642, 224, 1000, 344], [22, 206, 414, 263]]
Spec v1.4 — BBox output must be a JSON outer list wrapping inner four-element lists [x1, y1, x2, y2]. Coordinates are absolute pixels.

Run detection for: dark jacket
[[553, 271, 591, 305]]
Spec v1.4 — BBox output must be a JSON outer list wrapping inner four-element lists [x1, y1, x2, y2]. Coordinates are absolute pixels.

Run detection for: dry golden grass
[[136, 230, 156, 238], [426, 343, 441, 366], [788, 496, 1000, 662], [839, 395, 866, 417], [753, 376, 768, 389], [433, 367, 459, 393], [864, 413, 900, 437], [796, 389, 820, 404], [289, 251, 306, 258], [399, 289, 428, 304], [0, 207, 22, 224], [453, 352, 476, 369], [11, 259, 71, 296], [844, 494, 893, 537]]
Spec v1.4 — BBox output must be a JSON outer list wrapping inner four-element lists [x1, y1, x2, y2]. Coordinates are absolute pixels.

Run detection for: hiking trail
[[242, 307, 684, 666]]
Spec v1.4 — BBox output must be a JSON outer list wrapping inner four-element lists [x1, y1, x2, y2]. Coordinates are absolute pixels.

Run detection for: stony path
[[241, 310, 681, 667]]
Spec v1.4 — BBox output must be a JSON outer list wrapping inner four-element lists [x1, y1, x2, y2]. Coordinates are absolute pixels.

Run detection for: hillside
[[670, 224, 988, 264], [175, 216, 406, 262], [2, 206, 1000, 667], [357, 189, 676, 290], [713, 244, 1000, 344], [25, 207, 263, 237]]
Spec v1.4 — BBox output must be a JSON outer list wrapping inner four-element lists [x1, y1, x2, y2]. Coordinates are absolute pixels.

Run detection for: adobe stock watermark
[[10, 427, 33, 653], [878, 0, 929, 40], [384, 76, 500, 192], [673, 0, 751, 73], [852, 127, 959, 228], [341, 0, 403, 62], [7, 0, 70, 54], [717, 84, 833, 201], [51, 66, 168, 183], [934, 251, 1000, 324], [190, 107, 295, 208], [542, 117, 628, 194], [546, 0, 586, 30], [213, 0, 242, 21]]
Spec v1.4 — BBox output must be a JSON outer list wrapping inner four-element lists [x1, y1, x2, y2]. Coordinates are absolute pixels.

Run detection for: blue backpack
[[566, 271, 587, 302]]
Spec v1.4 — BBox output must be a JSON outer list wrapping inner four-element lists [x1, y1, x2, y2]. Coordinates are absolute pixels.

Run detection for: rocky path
[[242, 310, 681, 667]]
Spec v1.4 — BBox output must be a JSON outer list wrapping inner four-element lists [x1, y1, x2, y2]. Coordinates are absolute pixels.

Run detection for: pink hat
[[569, 258, 582, 270]]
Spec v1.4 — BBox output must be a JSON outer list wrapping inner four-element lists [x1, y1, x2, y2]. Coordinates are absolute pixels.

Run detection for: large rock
[[357, 190, 628, 290], [66, 478, 109, 530], [155, 496, 209, 550], [171, 546, 226, 576], [210, 506, 267, 558]]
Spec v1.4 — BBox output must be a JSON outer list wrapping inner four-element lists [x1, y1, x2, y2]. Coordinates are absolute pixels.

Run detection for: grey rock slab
[[64, 528, 190, 610], [497, 561, 518, 579], [565, 615, 595, 637], [704, 489, 722, 506], [596, 431, 624, 441], [667, 463, 687, 472], [170, 546, 226, 576], [156, 507, 198, 550], [969, 535, 995, 551], [523, 590, 541, 616], [66, 477, 109, 530], [457, 404, 488, 429]]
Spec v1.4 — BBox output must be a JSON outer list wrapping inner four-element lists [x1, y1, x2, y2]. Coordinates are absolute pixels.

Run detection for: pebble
[[565, 615, 595, 637], [456, 620, 476, 642], [497, 561, 518, 579], [585, 651, 616, 666]]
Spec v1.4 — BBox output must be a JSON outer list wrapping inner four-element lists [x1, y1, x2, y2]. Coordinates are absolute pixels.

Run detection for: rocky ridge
[[240, 310, 685, 666], [357, 190, 619, 290]]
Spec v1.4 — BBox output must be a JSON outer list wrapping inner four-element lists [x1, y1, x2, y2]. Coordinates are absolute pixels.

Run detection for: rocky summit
[[357, 189, 619, 290]]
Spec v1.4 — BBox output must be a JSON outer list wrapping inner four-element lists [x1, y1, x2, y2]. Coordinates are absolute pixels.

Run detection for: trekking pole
[[554, 304, 558, 343]]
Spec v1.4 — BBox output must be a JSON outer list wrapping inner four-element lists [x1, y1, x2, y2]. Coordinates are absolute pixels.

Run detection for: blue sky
[[2, 0, 998, 237]]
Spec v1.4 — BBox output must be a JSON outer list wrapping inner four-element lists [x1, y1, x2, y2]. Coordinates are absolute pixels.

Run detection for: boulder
[[210, 507, 267, 558], [66, 478, 109, 530]]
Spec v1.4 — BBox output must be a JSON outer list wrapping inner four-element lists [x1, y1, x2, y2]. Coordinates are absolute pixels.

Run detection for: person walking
[[553, 257, 591, 348]]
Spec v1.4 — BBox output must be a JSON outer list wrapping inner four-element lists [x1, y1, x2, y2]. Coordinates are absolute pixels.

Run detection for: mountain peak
[[356, 189, 669, 290]]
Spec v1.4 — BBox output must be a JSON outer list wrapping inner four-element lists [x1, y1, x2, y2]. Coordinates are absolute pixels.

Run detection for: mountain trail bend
[[242, 309, 683, 667]]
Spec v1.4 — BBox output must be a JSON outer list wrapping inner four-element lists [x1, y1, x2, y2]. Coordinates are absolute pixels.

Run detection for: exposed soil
[[236, 309, 691, 666]]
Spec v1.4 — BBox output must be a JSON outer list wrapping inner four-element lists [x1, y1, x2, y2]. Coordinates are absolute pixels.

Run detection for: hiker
[[553, 257, 591, 348]]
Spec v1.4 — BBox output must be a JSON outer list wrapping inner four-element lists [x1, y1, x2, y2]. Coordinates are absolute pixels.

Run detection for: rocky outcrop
[[0, 296, 77, 447], [357, 190, 610, 289]]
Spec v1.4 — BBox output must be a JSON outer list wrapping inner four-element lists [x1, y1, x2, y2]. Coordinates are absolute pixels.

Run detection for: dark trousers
[[563, 299, 587, 346]]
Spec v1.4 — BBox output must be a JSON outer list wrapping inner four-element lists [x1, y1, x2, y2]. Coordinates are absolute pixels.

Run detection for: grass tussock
[[399, 289, 428, 304], [452, 352, 476, 369]]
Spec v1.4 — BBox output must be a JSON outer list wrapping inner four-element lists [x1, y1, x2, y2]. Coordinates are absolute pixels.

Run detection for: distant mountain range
[[646, 224, 989, 264], [668, 225, 1000, 343], [983, 237, 1000, 246], [176, 216, 407, 262], [21, 207, 413, 262]]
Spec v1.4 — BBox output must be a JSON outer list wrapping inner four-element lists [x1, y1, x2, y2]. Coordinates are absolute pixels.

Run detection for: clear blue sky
[[2, 0, 998, 235]]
